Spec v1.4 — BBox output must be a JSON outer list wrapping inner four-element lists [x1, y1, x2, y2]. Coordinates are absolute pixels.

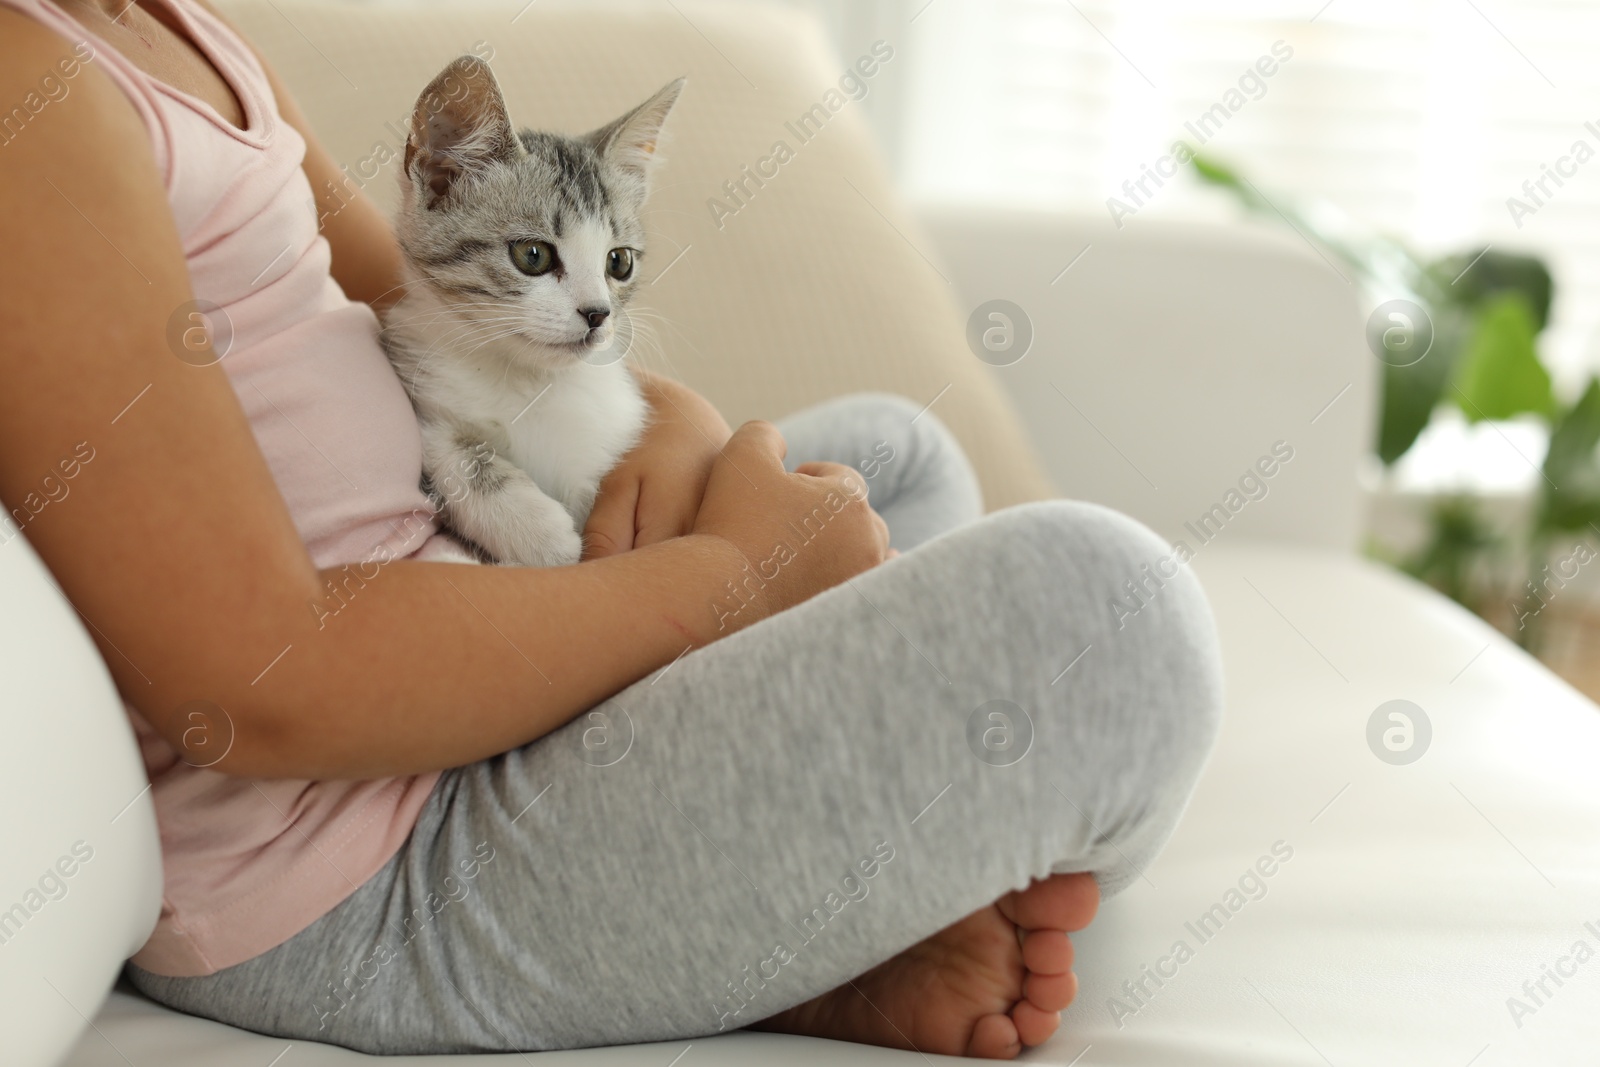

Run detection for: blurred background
[[811, 0, 1600, 697], [376, 0, 1600, 694]]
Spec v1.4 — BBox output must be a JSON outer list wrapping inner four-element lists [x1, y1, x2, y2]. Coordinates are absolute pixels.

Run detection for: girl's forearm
[[220, 534, 753, 780]]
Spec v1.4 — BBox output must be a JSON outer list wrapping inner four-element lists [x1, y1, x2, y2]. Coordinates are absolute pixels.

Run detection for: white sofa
[[5, 2, 1598, 1064]]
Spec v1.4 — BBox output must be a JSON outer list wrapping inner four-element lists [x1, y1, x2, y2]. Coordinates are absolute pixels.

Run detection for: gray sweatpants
[[128, 393, 1223, 1054]]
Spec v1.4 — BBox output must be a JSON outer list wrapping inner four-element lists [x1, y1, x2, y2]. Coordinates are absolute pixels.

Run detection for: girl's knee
[[985, 501, 1212, 631], [982, 501, 1223, 753], [824, 392, 964, 463]]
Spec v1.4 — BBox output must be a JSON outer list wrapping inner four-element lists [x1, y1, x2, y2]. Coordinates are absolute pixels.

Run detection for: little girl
[[0, 0, 1222, 1057]]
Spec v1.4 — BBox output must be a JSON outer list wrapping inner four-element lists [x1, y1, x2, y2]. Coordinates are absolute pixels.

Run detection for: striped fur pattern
[[382, 56, 684, 566]]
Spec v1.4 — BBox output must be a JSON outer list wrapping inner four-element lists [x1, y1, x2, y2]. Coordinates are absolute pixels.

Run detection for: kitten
[[382, 56, 684, 566]]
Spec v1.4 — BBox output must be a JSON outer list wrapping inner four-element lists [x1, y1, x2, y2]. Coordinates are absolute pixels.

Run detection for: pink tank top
[[3, 0, 463, 976]]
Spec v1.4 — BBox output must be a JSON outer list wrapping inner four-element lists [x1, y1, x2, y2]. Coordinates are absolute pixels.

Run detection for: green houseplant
[[1192, 154, 1600, 648]]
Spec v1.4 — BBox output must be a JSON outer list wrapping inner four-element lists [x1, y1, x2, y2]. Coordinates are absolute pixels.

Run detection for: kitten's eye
[[607, 248, 635, 282], [509, 239, 558, 276]]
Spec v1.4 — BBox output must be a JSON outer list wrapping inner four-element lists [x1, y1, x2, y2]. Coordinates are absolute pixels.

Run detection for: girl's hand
[[583, 371, 733, 559], [692, 421, 891, 627]]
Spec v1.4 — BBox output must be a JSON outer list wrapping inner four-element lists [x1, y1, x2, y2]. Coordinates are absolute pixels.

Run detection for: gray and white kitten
[[383, 56, 684, 566]]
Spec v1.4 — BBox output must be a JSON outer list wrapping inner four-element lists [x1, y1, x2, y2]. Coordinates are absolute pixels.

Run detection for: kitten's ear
[[404, 56, 519, 209], [586, 78, 686, 183]]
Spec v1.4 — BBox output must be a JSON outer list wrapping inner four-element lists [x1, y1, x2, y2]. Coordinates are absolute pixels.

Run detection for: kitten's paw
[[486, 508, 584, 568], [496, 523, 583, 568], [450, 485, 584, 568]]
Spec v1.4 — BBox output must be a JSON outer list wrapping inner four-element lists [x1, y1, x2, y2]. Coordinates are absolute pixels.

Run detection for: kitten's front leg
[[422, 419, 584, 567]]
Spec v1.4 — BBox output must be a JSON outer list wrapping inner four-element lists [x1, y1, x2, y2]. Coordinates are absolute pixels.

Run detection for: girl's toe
[[1024, 969, 1079, 1013], [966, 1012, 1022, 1059], [1021, 928, 1074, 975], [1003, 873, 1100, 932], [1010, 1000, 1061, 1047]]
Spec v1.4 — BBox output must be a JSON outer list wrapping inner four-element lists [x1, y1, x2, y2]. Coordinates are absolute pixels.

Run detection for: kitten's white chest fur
[[385, 294, 647, 566], [415, 327, 646, 525], [498, 364, 646, 525]]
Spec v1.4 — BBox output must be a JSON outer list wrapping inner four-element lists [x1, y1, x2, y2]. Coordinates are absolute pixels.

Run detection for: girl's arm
[[0, 16, 888, 781]]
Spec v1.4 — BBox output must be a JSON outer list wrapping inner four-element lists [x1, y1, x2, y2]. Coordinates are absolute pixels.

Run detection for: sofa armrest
[[918, 207, 1373, 552]]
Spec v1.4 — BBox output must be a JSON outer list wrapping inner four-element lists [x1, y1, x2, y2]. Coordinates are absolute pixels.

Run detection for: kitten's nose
[[580, 307, 611, 330]]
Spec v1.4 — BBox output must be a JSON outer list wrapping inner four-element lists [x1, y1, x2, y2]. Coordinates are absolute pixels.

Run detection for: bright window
[[894, 0, 1600, 386]]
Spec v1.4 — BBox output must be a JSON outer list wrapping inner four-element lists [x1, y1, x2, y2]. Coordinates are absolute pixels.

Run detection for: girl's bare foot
[[755, 872, 1099, 1059]]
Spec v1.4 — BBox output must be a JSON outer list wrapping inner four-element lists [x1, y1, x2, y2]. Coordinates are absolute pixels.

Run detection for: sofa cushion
[[919, 208, 1373, 552]]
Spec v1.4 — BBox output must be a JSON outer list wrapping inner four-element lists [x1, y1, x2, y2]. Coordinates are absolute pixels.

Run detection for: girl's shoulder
[[0, 3, 171, 173]]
